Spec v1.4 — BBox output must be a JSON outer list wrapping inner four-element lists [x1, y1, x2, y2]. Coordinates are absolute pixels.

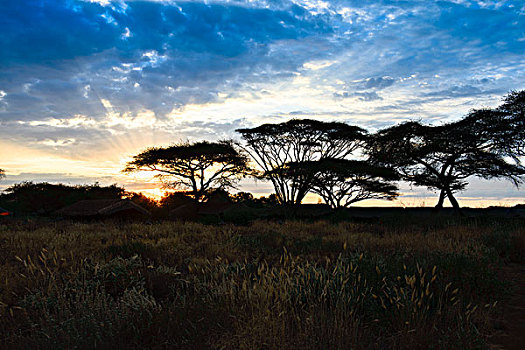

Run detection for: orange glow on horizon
[[128, 186, 524, 208], [1, 137, 523, 210]]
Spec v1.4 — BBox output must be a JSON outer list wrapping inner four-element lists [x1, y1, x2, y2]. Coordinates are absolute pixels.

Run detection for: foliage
[[126, 192, 157, 207], [230, 191, 254, 203], [231, 192, 280, 207], [124, 140, 250, 202], [494, 90, 525, 159], [0, 182, 126, 215], [237, 119, 367, 205], [368, 117, 525, 210], [126, 192, 160, 216], [283, 159, 399, 208], [158, 191, 194, 212]]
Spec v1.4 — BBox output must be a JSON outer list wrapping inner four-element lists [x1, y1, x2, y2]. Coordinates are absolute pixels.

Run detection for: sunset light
[[2, 2, 525, 348], [0, 0, 523, 207]]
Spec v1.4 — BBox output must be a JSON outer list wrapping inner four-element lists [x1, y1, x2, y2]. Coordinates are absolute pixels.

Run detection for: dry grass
[[0, 217, 523, 349]]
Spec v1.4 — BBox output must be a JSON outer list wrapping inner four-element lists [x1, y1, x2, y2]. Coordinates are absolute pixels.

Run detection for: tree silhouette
[[283, 159, 399, 208], [236, 119, 367, 205], [495, 90, 525, 160], [123, 141, 249, 203], [368, 118, 525, 212], [159, 191, 194, 210], [458, 91, 525, 164], [0, 182, 126, 214]]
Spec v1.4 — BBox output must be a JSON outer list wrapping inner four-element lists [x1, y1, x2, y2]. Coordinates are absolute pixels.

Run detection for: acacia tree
[[123, 140, 249, 203], [236, 119, 367, 205], [457, 91, 525, 163], [283, 159, 399, 208], [495, 90, 525, 159], [368, 118, 525, 211]]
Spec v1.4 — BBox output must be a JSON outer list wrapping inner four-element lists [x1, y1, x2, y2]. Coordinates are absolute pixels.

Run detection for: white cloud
[[1, 0, 524, 204], [302, 60, 336, 71], [41, 138, 77, 147]]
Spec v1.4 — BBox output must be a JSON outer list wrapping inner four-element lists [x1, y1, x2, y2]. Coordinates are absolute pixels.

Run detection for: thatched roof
[[56, 199, 150, 217]]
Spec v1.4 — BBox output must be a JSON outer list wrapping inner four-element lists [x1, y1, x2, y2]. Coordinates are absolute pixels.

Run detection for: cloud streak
[[0, 0, 524, 204]]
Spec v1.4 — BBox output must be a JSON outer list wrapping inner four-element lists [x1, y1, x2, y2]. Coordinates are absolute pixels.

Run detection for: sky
[[1, 0, 524, 206]]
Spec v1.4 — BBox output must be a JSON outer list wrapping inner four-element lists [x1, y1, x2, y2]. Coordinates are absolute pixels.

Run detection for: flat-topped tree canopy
[[456, 91, 525, 163], [497, 90, 525, 159], [236, 119, 368, 205], [368, 112, 525, 211], [237, 119, 367, 159], [124, 140, 250, 203]]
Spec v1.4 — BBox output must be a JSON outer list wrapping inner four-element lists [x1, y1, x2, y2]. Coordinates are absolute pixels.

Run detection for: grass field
[[1, 216, 524, 349]]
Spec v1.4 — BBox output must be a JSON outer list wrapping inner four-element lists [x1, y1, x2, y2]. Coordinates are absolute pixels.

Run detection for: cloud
[[359, 76, 395, 90], [332, 75, 396, 102], [2, 0, 524, 125], [0, 0, 338, 124], [423, 84, 483, 98], [0, 0, 524, 204], [333, 91, 383, 101], [0, 172, 116, 187]]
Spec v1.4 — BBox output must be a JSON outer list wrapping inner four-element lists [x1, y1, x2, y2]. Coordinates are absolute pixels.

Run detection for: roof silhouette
[[55, 199, 150, 217]]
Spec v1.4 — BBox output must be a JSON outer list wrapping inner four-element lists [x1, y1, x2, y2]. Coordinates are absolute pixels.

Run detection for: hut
[[55, 199, 150, 219]]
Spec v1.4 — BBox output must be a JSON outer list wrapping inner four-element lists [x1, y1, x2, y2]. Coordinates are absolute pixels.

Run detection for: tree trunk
[[294, 190, 307, 206], [445, 187, 463, 215], [435, 189, 446, 209]]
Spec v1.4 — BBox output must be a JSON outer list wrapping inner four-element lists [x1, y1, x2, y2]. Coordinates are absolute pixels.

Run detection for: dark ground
[[490, 264, 525, 349]]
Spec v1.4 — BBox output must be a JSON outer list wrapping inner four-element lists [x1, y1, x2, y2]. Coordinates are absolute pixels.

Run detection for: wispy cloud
[[0, 0, 524, 204]]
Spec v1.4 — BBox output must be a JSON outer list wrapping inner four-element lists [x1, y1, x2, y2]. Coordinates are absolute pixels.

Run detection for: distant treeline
[[0, 182, 279, 217], [0, 182, 130, 216], [1, 90, 524, 214], [125, 90, 525, 212]]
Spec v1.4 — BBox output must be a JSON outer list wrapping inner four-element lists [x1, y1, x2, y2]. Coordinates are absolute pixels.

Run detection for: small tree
[[123, 140, 250, 203], [236, 119, 367, 205], [368, 118, 525, 211], [283, 159, 399, 208], [159, 191, 194, 210], [126, 192, 159, 213]]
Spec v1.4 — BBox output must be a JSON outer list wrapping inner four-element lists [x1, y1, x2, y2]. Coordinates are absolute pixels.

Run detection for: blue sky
[[1, 0, 524, 205]]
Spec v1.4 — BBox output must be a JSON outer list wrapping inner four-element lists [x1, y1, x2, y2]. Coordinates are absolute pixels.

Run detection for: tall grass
[[0, 217, 523, 349]]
